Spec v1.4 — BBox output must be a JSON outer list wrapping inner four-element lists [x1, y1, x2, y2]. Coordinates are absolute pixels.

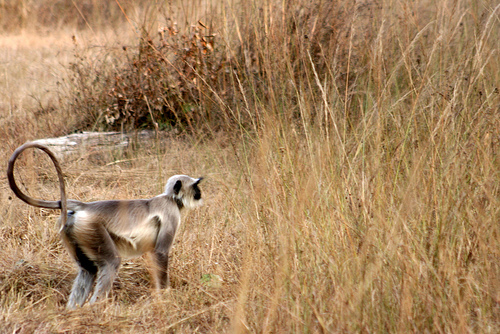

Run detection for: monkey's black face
[[192, 177, 203, 201], [193, 183, 202, 200]]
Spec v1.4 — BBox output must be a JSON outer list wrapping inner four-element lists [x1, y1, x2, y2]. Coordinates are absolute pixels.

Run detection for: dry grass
[[1, 0, 499, 333]]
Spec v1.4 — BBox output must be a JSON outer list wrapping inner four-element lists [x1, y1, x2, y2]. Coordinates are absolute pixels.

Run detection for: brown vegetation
[[1, 0, 499, 332]]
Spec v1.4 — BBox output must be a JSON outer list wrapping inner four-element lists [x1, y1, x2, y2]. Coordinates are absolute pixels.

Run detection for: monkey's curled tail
[[7, 142, 67, 228]]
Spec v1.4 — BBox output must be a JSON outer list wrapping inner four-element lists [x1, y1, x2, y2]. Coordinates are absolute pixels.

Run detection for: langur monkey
[[7, 142, 203, 309]]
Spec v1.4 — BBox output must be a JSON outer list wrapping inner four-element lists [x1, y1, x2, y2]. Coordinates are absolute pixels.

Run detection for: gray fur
[[7, 143, 203, 309], [62, 174, 203, 308]]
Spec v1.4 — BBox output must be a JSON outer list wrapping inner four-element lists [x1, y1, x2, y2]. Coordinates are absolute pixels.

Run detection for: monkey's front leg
[[152, 229, 176, 289], [153, 250, 170, 289]]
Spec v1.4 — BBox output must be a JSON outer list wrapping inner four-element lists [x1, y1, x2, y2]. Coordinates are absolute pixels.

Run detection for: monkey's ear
[[173, 180, 182, 195]]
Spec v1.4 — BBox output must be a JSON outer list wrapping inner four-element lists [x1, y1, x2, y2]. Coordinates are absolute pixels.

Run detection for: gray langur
[[7, 142, 203, 309]]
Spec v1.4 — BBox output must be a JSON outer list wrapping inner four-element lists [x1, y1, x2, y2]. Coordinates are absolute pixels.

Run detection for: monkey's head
[[165, 175, 203, 209]]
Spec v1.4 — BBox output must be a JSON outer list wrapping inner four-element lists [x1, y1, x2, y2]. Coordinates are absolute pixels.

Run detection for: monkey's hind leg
[[61, 215, 98, 309], [62, 217, 121, 308], [67, 265, 97, 309], [87, 224, 121, 305]]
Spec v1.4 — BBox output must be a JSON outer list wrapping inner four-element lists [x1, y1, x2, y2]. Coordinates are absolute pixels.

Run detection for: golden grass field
[[1, 0, 499, 332]]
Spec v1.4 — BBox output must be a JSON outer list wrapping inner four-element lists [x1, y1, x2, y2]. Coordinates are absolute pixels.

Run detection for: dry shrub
[[69, 23, 224, 132]]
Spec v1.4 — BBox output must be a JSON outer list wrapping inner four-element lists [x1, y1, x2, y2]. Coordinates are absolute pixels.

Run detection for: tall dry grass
[[1, 0, 499, 332]]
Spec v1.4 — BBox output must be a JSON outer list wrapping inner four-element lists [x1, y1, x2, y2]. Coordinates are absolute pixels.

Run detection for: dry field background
[[1, 0, 499, 333]]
